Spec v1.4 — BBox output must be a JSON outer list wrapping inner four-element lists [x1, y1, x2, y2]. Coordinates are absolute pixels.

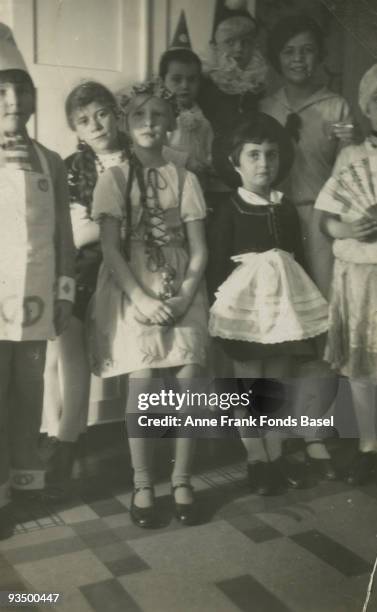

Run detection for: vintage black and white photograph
[[0, 0, 377, 610]]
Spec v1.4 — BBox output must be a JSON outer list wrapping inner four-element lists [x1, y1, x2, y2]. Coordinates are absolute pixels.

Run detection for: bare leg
[[350, 378, 377, 453], [0, 343, 12, 504], [295, 360, 338, 460], [42, 341, 61, 438], [127, 369, 161, 508], [57, 317, 90, 443], [262, 357, 293, 461], [232, 360, 269, 464], [172, 363, 203, 504]]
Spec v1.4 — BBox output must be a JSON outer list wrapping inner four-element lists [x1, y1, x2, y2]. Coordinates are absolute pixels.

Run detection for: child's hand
[[347, 217, 377, 241], [54, 300, 73, 335], [135, 295, 174, 326], [165, 296, 190, 321], [331, 122, 354, 143]]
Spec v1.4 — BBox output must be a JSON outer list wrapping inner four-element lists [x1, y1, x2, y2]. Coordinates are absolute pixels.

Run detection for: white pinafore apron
[[0, 144, 55, 341]]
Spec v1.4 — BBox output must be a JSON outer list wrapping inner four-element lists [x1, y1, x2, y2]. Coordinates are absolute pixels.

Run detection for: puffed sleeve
[[180, 170, 207, 222], [92, 165, 126, 222]]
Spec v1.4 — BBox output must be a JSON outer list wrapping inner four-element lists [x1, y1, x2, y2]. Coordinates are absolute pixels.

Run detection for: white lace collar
[[238, 188, 284, 206], [204, 49, 267, 96]]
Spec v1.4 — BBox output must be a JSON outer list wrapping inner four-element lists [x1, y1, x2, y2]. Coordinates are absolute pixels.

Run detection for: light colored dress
[[315, 139, 377, 380], [261, 86, 353, 298], [88, 161, 208, 377]]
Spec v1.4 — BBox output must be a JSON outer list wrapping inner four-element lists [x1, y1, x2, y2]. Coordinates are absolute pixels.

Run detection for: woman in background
[[261, 15, 354, 477]]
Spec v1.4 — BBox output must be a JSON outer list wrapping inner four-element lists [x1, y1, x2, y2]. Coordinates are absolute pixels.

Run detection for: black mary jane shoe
[[172, 484, 196, 526], [0, 503, 15, 541], [130, 487, 156, 529], [276, 456, 306, 489], [345, 451, 377, 486], [247, 462, 274, 496], [305, 444, 337, 481], [247, 462, 285, 496]]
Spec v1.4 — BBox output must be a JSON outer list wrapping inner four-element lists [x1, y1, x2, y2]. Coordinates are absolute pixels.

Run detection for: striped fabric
[[1, 132, 32, 170]]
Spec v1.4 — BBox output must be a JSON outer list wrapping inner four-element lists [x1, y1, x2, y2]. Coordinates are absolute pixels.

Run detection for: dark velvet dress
[[206, 191, 315, 361]]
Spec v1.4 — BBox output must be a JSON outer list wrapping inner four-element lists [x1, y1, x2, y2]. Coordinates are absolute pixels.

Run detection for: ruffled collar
[[204, 49, 267, 96], [238, 188, 283, 206], [95, 149, 127, 172], [177, 104, 208, 132]]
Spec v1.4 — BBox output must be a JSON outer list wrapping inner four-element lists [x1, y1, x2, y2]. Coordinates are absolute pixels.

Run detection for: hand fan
[[320, 156, 377, 219]]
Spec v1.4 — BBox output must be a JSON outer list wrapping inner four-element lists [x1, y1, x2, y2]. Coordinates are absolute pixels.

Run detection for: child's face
[[127, 95, 171, 149], [71, 101, 118, 153], [234, 141, 279, 195], [164, 61, 200, 109], [215, 30, 256, 69], [366, 91, 377, 131], [0, 72, 34, 134], [279, 31, 320, 86]]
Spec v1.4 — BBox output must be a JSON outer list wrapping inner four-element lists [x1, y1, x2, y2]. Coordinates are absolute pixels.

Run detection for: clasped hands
[[134, 294, 189, 326]]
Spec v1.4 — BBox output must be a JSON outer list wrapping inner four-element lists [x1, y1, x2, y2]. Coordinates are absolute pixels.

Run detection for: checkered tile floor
[[1, 432, 377, 612]]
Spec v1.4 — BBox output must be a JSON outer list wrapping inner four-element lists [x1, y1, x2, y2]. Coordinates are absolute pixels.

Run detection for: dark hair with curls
[[267, 15, 325, 74], [225, 113, 294, 186], [64, 81, 129, 211], [158, 48, 202, 80]]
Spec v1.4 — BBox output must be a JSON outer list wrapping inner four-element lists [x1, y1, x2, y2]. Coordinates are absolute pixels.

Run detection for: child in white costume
[[315, 63, 377, 486], [158, 12, 213, 183], [89, 80, 208, 527], [0, 25, 75, 539]]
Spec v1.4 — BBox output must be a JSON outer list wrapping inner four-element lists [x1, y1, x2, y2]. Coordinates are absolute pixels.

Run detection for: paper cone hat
[[170, 11, 192, 50]]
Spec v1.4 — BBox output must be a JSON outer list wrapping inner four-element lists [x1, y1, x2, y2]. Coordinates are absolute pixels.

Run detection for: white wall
[[7, 0, 256, 157]]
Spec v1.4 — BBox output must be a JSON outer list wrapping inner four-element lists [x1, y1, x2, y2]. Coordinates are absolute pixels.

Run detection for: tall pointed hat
[[170, 11, 192, 50]]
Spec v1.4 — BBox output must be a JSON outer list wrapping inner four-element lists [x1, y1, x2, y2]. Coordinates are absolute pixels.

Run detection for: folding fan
[[320, 156, 377, 219]]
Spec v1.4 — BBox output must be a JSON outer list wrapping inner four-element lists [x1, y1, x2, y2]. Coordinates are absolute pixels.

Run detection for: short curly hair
[[267, 15, 325, 74]]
